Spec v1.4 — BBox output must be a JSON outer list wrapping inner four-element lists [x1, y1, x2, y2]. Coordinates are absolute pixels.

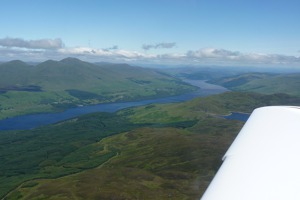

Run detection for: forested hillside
[[2, 92, 300, 199]]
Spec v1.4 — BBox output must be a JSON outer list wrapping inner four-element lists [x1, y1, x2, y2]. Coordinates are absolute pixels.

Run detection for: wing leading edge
[[201, 106, 300, 200]]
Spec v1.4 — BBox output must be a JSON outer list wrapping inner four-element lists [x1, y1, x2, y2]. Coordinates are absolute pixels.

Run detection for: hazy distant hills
[[209, 72, 300, 96], [0, 58, 195, 119]]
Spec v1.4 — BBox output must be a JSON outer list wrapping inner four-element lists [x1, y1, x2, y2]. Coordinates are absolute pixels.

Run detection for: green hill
[[209, 72, 300, 96], [0, 60, 35, 87], [0, 58, 195, 119], [2, 92, 300, 199]]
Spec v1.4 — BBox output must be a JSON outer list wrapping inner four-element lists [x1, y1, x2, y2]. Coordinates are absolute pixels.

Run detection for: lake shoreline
[[222, 112, 250, 122], [0, 80, 229, 131]]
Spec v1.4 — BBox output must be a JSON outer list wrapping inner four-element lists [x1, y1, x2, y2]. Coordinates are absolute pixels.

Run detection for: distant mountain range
[[0, 57, 189, 92], [0, 58, 195, 119], [209, 72, 300, 97]]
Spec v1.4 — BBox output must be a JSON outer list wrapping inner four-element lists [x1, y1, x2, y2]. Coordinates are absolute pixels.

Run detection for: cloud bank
[[0, 37, 299, 67], [142, 42, 176, 50], [185, 48, 300, 65], [0, 37, 64, 49]]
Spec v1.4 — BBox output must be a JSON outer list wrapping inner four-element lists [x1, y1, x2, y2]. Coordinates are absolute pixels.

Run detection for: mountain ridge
[[0, 58, 196, 119], [208, 72, 300, 96]]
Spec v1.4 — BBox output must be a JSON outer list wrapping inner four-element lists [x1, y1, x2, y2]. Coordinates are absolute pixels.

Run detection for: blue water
[[0, 80, 229, 131], [224, 112, 250, 122]]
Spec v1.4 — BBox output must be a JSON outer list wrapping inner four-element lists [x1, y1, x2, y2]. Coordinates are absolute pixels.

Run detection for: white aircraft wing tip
[[201, 106, 300, 200]]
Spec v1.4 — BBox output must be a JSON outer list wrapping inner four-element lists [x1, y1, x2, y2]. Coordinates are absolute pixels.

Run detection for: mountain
[[0, 60, 35, 86], [0, 57, 193, 92], [209, 72, 300, 96], [0, 58, 195, 119]]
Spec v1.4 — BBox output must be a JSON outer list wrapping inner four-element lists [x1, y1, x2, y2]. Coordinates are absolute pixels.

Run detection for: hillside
[[209, 72, 300, 96], [0, 58, 195, 119], [2, 92, 300, 199]]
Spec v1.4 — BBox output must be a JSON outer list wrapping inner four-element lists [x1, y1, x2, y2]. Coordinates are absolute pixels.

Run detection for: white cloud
[[0, 38, 299, 67], [187, 48, 242, 60], [0, 37, 64, 49], [55, 47, 155, 62], [185, 48, 300, 66]]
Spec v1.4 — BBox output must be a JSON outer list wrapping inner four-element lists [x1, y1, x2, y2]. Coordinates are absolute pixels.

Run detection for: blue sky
[[0, 0, 300, 67]]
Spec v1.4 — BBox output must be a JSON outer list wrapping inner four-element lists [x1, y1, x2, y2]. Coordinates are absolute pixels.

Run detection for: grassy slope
[[0, 58, 195, 119], [0, 60, 35, 86], [123, 91, 300, 123], [234, 74, 300, 96], [2, 92, 300, 199], [210, 73, 300, 96], [0, 112, 144, 199], [11, 126, 239, 200]]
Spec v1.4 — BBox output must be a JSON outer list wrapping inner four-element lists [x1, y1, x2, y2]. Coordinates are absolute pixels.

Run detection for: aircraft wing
[[201, 106, 300, 200]]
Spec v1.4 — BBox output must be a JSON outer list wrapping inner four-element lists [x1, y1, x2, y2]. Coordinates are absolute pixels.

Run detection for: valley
[[0, 79, 228, 131], [2, 1, 300, 199], [1, 59, 300, 199]]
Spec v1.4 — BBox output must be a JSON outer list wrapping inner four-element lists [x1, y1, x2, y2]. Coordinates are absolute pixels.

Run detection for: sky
[[0, 0, 300, 67]]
